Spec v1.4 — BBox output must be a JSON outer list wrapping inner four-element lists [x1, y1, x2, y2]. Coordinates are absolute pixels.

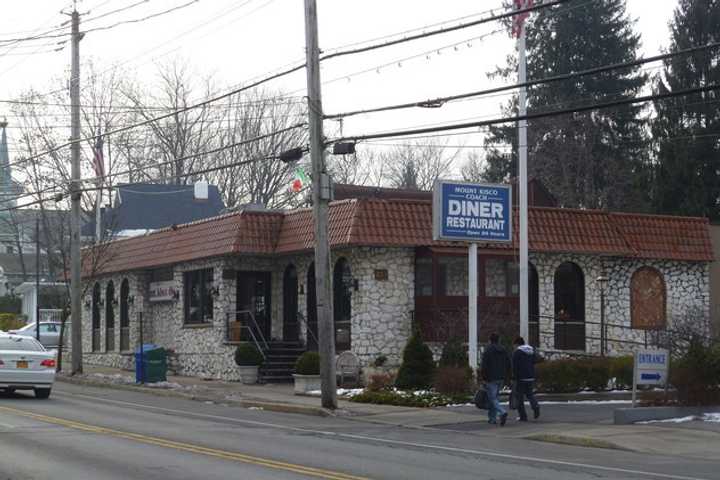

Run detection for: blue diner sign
[[432, 180, 512, 242]]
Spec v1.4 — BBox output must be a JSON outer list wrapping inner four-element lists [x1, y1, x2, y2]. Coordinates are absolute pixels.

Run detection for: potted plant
[[293, 351, 321, 395], [234, 343, 264, 384]]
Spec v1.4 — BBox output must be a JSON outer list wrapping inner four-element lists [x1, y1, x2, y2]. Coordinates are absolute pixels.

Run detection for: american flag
[[92, 131, 105, 179], [512, 0, 534, 38]]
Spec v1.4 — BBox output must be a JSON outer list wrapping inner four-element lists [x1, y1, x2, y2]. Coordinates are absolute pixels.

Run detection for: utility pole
[[70, 7, 83, 375], [303, 0, 337, 409], [517, 1, 530, 343], [35, 216, 40, 342]]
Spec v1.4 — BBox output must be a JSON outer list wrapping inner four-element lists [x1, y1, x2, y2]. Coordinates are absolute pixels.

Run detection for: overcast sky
[[0, 0, 679, 160]]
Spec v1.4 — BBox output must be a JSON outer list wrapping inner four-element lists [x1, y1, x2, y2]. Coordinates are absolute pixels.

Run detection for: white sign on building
[[149, 281, 177, 303]]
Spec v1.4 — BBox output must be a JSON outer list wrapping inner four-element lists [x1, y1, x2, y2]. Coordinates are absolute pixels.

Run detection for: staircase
[[259, 341, 306, 383]]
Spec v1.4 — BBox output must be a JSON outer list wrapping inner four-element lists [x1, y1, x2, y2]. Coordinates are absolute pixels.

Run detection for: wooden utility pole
[[35, 216, 40, 341], [303, 0, 337, 409], [70, 7, 83, 375]]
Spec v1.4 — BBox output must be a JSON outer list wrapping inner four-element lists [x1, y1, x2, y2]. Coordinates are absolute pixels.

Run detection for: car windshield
[[0, 336, 45, 351]]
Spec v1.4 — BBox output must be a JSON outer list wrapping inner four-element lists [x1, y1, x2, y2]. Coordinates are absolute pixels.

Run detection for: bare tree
[[460, 151, 486, 183], [381, 140, 459, 190]]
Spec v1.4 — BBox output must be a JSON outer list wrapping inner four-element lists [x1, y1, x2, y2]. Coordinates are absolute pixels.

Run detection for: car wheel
[[34, 388, 51, 399]]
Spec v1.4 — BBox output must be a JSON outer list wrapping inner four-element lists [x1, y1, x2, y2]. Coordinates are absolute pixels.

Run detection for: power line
[[325, 41, 720, 120], [0, 122, 307, 210], [331, 84, 720, 144], [83, 0, 203, 34], [318, 0, 570, 62]]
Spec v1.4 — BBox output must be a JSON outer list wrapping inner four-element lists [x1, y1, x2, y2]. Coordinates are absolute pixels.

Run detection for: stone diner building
[[78, 187, 713, 381]]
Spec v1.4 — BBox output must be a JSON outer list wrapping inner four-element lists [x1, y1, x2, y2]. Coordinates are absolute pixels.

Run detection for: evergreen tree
[[483, 0, 650, 211], [652, 0, 720, 221]]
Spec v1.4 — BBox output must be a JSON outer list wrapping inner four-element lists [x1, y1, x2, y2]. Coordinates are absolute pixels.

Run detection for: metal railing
[[224, 310, 268, 357], [296, 311, 318, 349], [39, 309, 63, 322]]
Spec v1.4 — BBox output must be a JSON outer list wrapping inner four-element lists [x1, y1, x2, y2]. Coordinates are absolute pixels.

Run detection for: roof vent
[[194, 180, 208, 201]]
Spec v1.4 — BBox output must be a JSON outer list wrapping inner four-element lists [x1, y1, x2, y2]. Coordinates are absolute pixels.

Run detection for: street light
[[597, 275, 608, 356]]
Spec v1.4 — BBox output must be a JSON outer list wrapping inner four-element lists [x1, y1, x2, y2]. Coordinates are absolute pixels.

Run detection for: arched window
[[106, 281, 115, 351], [554, 262, 585, 350], [283, 265, 299, 342], [631, 267, 666, 330], [528, 263, 540, 347], [333, 258, 352, 352], [306, 264, 318, 351], [120, 279, 130, 351], [92, 283, 101, 352]]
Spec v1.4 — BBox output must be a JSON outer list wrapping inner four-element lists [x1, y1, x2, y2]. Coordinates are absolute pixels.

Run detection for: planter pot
[[293, 374, 321, 395], [238, 365, 259, 384]]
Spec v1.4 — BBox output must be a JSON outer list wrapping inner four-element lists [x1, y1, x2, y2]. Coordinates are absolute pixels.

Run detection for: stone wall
[[531, 253, 710, 355], [77, 247, 710, 381]]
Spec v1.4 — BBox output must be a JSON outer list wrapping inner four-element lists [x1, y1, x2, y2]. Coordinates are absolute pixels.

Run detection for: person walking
[[480, 332, 511, 426], [512, 336, 541, 422]]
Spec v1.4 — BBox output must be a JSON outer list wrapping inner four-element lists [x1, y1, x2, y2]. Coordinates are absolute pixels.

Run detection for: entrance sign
[[432, 180, 512, 243], [632, 348, 669, 407], [635, 349, 669, 386]]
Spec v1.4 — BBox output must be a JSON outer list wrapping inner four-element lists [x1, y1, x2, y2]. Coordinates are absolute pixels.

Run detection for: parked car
[[0, 333, 56, 398], [8, 322, 61, 348]]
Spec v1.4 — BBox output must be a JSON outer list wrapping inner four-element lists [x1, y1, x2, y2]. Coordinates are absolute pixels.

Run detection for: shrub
[[583, 358, 611, 392], [349, 389, 468, 408], [395, 330, 436, 390], [367, 372, 395, 392], [536, 358, 603, 393], [295, 351, 321, 375], [609, 356, 633, 390], [670, 341, 720, 406], [234, 343, 264, 366], [0, 313, 24, 332], [439, 337, 468, 368], [433, 366, 473, 396]]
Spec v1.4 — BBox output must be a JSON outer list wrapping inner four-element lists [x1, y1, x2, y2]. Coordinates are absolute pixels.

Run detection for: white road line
[[54, 390, 710, 480]]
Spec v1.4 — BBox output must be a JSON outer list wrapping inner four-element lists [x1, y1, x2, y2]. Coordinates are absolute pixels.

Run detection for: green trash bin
[[136, 345, 167, 383]]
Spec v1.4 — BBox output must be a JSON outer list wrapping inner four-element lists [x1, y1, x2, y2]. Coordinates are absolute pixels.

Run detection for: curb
[[56, 375, 332, 417], [614, 405, 720, 424]]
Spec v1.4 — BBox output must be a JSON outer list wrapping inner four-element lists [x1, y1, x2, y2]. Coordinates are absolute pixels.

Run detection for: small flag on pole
[[92, 130, 105, 180], [290, 167, 309, 193], [512, 0, 534, 38]]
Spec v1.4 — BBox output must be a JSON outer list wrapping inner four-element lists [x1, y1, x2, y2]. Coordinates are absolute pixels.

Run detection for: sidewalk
[[56, 365, 720, 459]]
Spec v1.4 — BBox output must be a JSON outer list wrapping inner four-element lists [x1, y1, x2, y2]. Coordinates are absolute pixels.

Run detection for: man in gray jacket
[[512, 336, 541, 422]]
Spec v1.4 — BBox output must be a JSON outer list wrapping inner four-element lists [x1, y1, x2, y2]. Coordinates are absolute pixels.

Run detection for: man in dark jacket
[[480, 333, 510, 426], [512, 336, 541, 421]]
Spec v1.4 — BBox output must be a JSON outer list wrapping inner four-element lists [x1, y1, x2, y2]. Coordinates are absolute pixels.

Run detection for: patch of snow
[[248, 407, 264, 411], [307, 388, 364, 397], [638, 416, 697, 424], [702, 413, 720, 423], [446, 403, 475, 408], [144, 381, 183, 389], [577, 389, 628, 395]]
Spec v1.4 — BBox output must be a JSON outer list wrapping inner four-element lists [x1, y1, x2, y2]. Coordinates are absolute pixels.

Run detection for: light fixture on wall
[[210, 286, 220, 298], [128, 295, 135, 305], [98, 297, 105, 307], [172, 290, 180, 301], [83, 299, 91, 310]]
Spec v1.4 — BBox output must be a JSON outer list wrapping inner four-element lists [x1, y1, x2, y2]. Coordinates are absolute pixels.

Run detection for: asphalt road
[[0, 383, 717, 480]]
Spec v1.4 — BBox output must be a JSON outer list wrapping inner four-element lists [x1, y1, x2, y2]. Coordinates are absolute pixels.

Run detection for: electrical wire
[[319, 0, 570, 62], [330, 84, 720, 143], [325, 41, 720, 120], [83, 0, 202, 34]]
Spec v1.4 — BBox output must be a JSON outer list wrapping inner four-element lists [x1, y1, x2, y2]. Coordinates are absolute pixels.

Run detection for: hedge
[[0, 313, 24, 332], [536, 357, 616, 393]]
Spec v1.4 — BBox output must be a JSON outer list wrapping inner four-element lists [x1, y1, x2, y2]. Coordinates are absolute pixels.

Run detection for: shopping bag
[[474, 386, 489, 410]]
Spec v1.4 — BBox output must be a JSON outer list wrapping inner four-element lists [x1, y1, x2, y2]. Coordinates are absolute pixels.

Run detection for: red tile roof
[[86, 198, 713, 276]]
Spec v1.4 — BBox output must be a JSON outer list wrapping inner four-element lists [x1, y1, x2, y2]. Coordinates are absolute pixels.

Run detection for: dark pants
[[516, 380, 539, 420]]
